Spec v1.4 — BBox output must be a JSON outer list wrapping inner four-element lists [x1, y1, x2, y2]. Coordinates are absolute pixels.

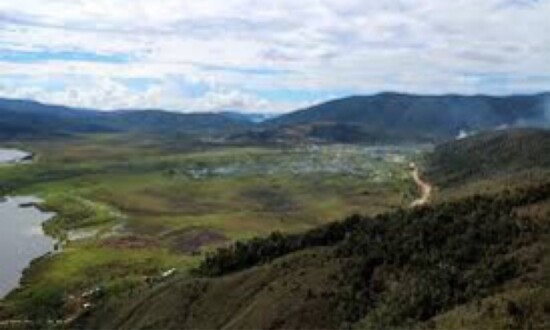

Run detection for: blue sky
[[0, 0, 549, 113], [0, 49, 131, 63]]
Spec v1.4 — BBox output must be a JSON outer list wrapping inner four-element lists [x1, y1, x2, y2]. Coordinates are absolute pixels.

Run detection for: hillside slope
[[260, 92, 550, 143], [0, 98, 252, 139], [426, 128, 550, 188], [74, 128, 550, 330], [0, 99, 112, 139], [78, 182, 550, 330]]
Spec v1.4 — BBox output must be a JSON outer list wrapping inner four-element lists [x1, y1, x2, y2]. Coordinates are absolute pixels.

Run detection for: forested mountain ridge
[[0, 98, 253, 139], [2, 93, 549, 142], [259, 92, 550, 143], [0, 98, 112, 138], [427, 128, 550, 187]]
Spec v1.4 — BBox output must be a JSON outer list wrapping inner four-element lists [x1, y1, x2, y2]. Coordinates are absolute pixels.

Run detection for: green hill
[[77, 182, 550, 330], [0, 99, 113, 139], [427, 128, 550, 188], [0, 98, 253, 139], [68, 128, 550, 330], [259, 92, 550, 143]]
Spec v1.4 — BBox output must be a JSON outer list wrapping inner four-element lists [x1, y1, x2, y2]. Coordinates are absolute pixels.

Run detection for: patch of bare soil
[[101, 235, 159, 250], [410, 163, 433, 207], [167, 229, 228, 254]]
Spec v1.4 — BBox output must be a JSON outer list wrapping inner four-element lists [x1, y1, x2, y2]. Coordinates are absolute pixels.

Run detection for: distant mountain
[[427, 127, 550, 187], [2, 93, 550, 143], [220, 111, 278, 123], [258, 92, 550, 143], [107, 110, 253, 134], [0, 98, 111, 139], [0, 98, 253, 139]]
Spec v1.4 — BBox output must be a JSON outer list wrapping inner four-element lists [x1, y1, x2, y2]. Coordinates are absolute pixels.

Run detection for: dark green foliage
[[197, 183, 550, 328], [263, 92, 550, 143], [427, 128, 550, 187], [14, 285, 65, 323], [197, 215, 364, 276], [334, 185, 550, 327]]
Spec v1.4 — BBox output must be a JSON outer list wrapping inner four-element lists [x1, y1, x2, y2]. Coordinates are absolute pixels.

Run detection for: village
[[169, 144, 428, 182]]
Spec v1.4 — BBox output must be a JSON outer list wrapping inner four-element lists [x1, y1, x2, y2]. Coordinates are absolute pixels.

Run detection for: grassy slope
[[88, 247, 348, 330], [82, 183, 550, 330]]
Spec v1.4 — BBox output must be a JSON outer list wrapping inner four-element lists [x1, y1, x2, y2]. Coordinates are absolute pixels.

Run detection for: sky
[[0, 0, 549, 113]]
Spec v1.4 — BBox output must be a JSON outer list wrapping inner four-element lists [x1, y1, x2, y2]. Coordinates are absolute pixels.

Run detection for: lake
[[0, 148, 55, 299], [0, 197, 56, 299], [0, 148, 56, 299], [0, 148, 32, 164]]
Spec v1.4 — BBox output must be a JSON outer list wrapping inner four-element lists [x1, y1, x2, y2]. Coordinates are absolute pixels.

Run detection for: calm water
[[0, 197, 56, 298], [0, 148, 55, 299], [0, 148, 31, 164]]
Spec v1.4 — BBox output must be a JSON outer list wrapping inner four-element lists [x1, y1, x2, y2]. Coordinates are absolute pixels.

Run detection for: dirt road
[[410, 163, 432, 207]]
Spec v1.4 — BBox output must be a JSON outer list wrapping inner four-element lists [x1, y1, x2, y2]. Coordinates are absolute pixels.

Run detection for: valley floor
[[0, 133, 424, 323], [2, 129, 550, 329]]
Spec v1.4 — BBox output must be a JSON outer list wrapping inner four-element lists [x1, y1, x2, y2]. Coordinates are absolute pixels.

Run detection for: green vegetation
[[0, 133, 416, 324], [41, 194, 124, 241], [263, 93, 549, 143], [3, 125, 550, 329], [427, 128, 550, 188], [83, 182, 550, 330], [4, 245, 198, 323]]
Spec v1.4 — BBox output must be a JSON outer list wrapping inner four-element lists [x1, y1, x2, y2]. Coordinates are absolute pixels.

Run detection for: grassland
[[0, 133, 422, 321], [80, 181, 550, 330]]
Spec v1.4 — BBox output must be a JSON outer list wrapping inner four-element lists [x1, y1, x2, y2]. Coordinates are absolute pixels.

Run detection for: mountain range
[[1, 92, 549, 142], [256, 92, 550, 143], [0, 98, 254, 139]]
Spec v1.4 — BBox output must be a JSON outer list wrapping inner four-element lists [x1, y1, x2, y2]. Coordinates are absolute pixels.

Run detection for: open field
[[0, 134, 425, 320]]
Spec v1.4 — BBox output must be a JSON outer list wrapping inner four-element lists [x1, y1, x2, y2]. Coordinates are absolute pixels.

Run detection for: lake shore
[[0, 196, 56, 299], [0, 148, 33, 165]]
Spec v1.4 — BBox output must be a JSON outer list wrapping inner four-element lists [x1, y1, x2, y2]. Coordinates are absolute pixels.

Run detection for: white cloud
[[0, 0, 549, 112]]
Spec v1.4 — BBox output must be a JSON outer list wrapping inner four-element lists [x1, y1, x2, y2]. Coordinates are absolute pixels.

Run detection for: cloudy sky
[[0, 0, 549, 113]]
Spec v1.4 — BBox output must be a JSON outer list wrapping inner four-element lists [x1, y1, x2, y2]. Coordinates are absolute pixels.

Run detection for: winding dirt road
[[410, 163, 432, 207]]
